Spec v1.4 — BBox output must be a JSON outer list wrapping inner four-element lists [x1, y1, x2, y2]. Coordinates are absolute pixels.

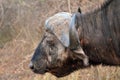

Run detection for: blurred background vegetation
[[0, 0, 120, 80]]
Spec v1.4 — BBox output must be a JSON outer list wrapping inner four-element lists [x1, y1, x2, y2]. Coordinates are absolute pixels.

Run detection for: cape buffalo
[[29, 0, 120, 77]]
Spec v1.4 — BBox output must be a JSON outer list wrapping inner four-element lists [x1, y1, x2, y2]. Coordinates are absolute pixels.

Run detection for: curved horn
[[45, 12, 71, 47], [69, 14, 80, 49]]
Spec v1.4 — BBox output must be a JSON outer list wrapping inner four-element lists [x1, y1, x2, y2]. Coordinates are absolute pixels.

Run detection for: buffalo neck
[[78, 0, 120, 65]]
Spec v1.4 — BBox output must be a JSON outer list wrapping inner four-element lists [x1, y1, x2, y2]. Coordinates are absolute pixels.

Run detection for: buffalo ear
[[73, 48, 89, 66]]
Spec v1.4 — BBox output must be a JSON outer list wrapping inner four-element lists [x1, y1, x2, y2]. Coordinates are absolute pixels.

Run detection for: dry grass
[[0, 0, 120, 80]]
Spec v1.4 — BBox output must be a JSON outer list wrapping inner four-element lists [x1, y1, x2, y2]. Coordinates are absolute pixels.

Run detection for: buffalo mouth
[[31, 66, 66, 77], [29, 62, 48, 74], [47, 59, 86, 77], [31, 68, 48, 74], [31, 66, 60, 75], [30, 59, 86, 77]]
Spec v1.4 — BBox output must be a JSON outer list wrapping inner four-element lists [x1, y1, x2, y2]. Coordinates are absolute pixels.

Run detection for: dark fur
[[75, 0, 120, 65], [30, 0, 120, 77]]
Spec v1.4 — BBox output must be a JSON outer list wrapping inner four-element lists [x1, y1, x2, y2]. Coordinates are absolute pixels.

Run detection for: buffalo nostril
[[29, 62, 34, 70]]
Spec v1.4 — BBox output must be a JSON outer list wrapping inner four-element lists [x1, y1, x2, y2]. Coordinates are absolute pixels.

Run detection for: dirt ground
[[0, 0, 120, 80]]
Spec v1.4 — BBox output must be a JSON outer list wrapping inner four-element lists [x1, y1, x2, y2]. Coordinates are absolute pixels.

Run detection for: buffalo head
[[29, 12, 88, 77]]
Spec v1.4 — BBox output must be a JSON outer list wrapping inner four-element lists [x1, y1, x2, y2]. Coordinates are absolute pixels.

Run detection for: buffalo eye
[[47, 41, 54, 46], [49, 45, 58, 55], [46, 39, 55, 46]]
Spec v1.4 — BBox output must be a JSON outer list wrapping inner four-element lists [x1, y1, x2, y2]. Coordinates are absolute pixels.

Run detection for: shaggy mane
[[84, 0, 113, 14]]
